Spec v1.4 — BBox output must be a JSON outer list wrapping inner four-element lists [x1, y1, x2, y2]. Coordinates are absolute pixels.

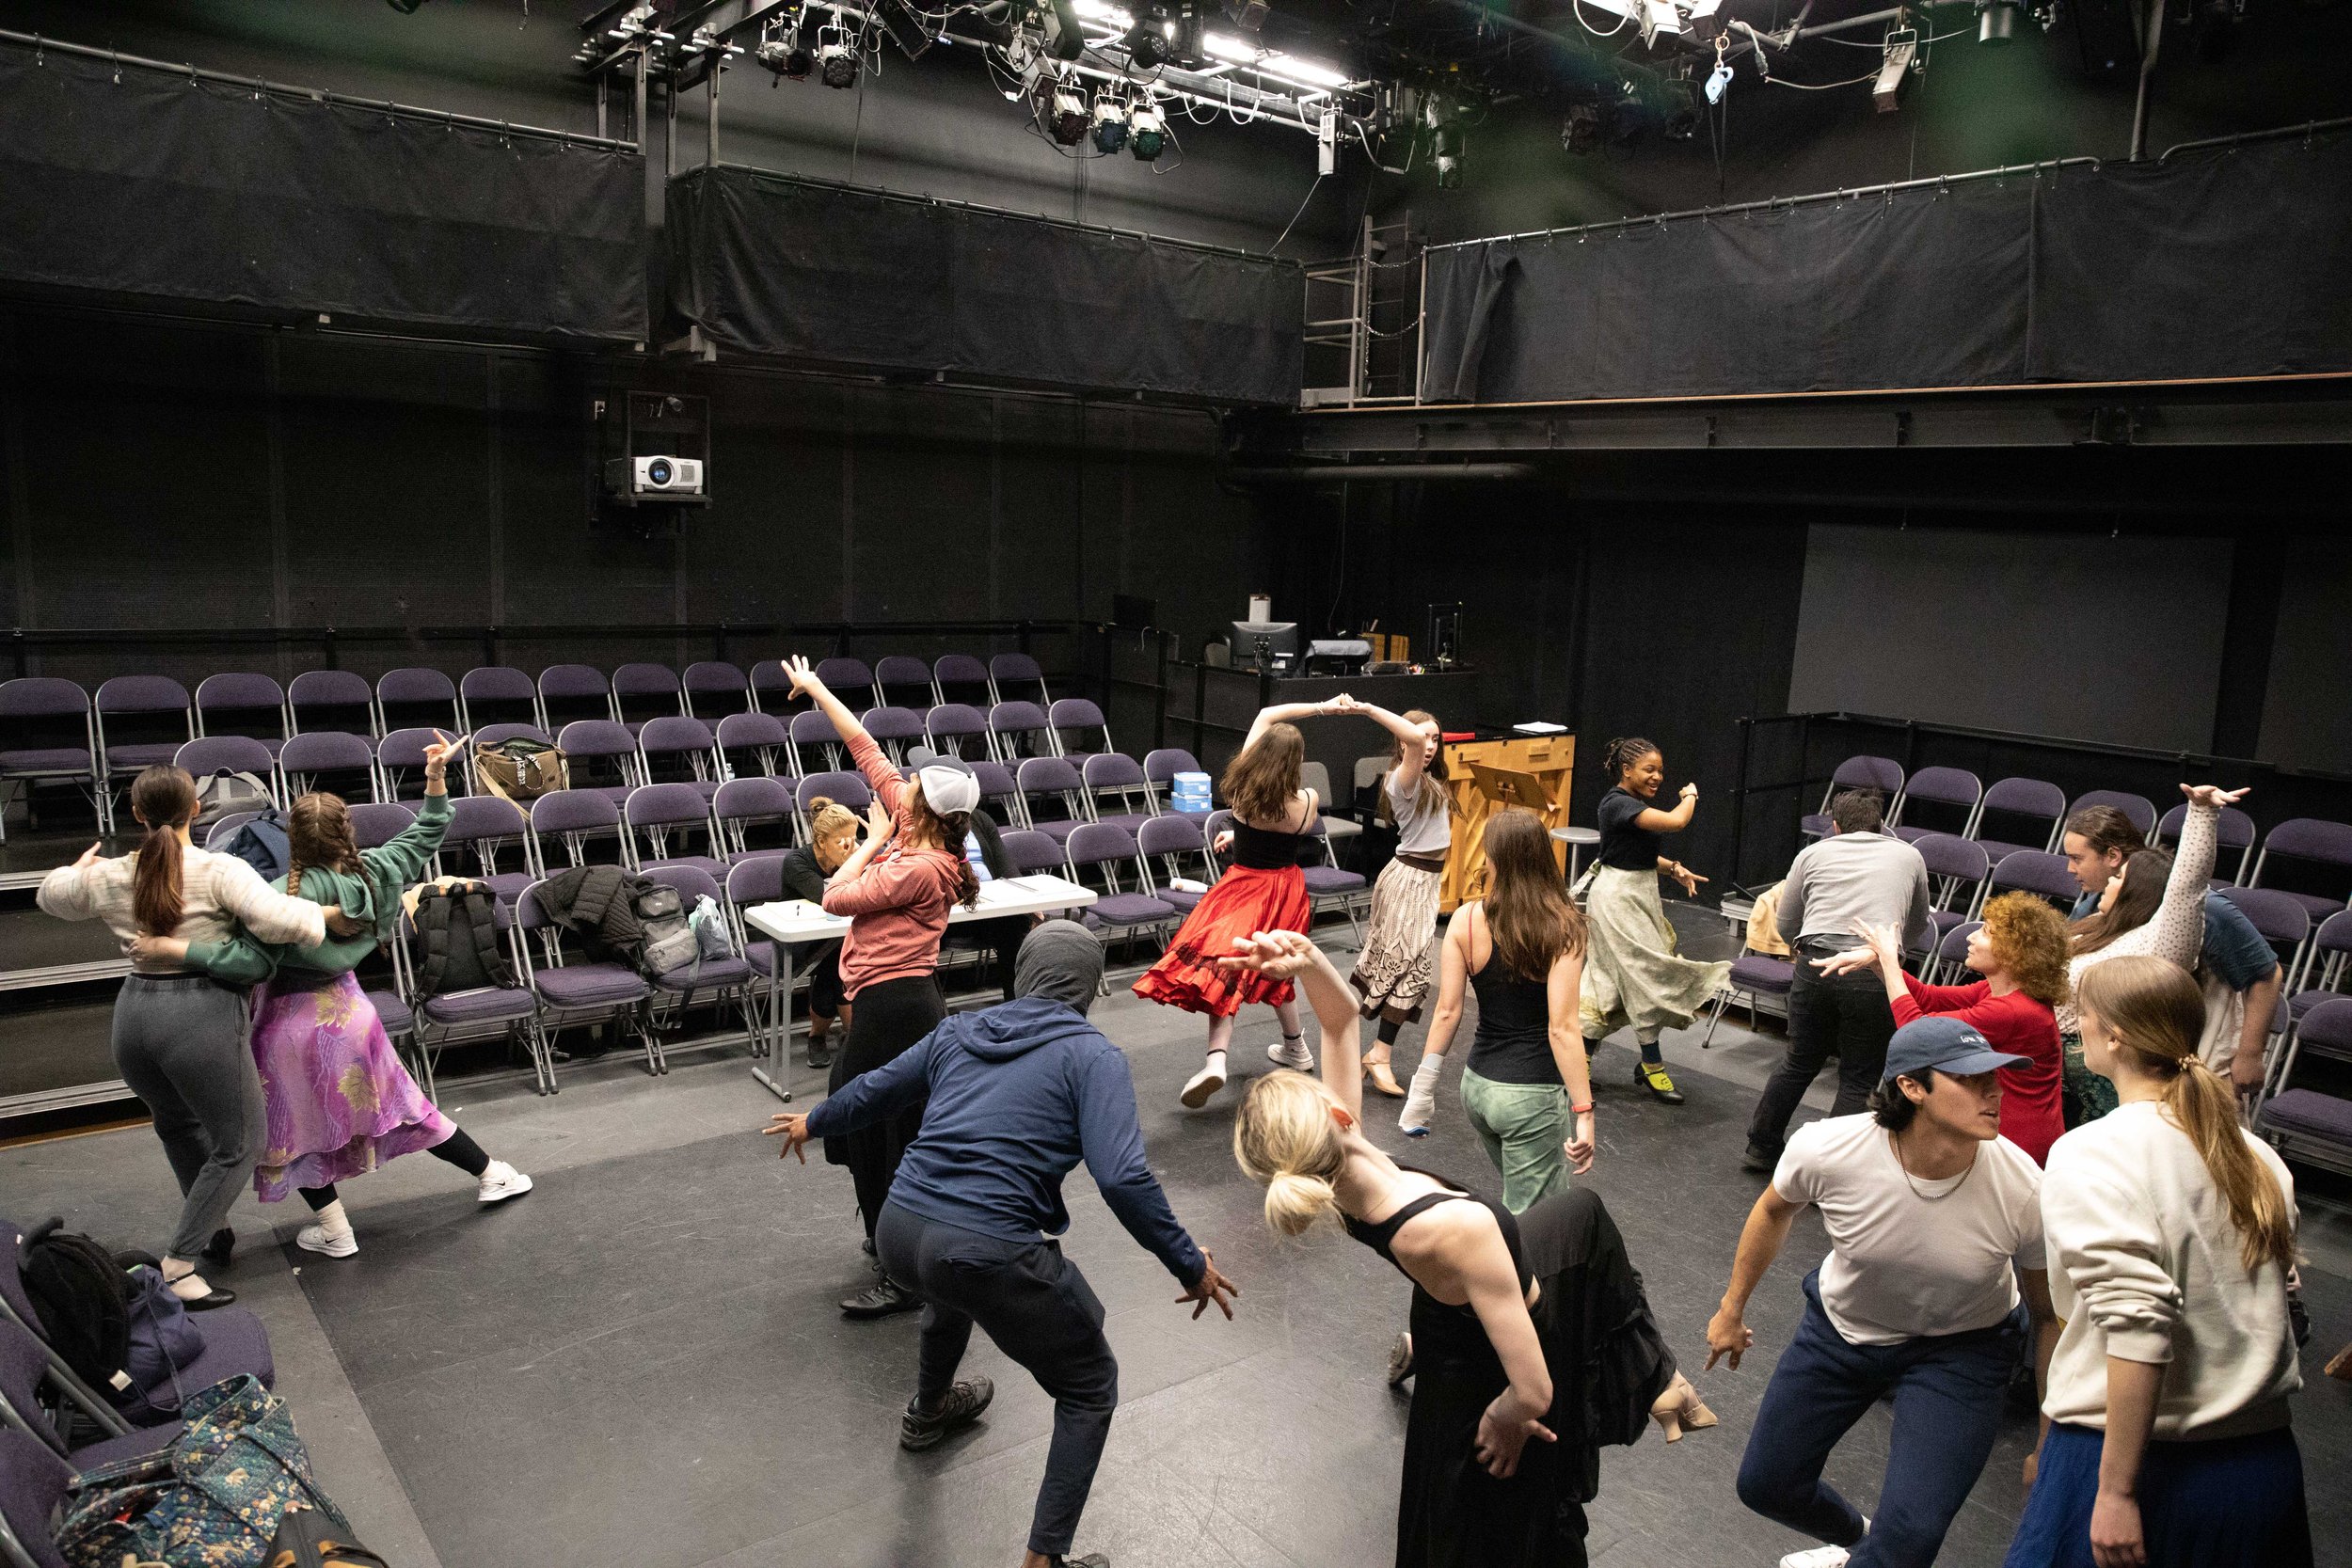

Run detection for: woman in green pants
[[1412, 810, 1597, 1212]]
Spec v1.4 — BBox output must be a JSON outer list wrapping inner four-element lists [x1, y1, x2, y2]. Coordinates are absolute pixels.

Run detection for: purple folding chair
[[989, 702, 1056, 764], [531, 787, 626, 869], [1910, 832, 1991, 958], [516, 878, 661, 1074], [1701, 953, 1795, 1046], [396, 897, 553, 1093], [1987, 850, 2079, 911], [683, 660, 753, 721], [628, 783, 725, 876], [0, 1315, 172, 1470], [436, 792, 537, 902], [639, 716, 723, 800], [287, 669, 375, 738], [815, 657, 880, 714], [796, 771, 872, 838], [749, 657, 799, 715], [723, 853, 795, 1060], [1136, 813, 1214, 914], [715, 775, 799, 859], [1888, 767, 1981, 844], [637, 863, 760, 1052], [375, 668, 460, 735], [932, 654, 990, 707], [0, 677, 103, 841], [989, 653, 1050, 706], [2068, 789, 2158, 840], [2250, 818, 2352, 924], [345, 800, 417, 851], [1202, 808, 1236, 873], [2215, 885, 2312, 982], [173, 736, 281, 810], [1048, 698, 1111, 760], [1301, 817, 1370, 940], [280, 730, 380, 801], [2288, 910, 2352, 1022], [459, 666, 542, 732], [1926, 918, 1986, 988], [94, 677, 195, 791], [788, 707, 845, 775], [861, 705, 926, 766], [1002, 829, 1068, 877], [1063, 822, 1176, 958], [0, 1424, 76, 1568], [2258, 995, 2352, 1174], [874, 657, 936, 711], [1145, 747, 1210, 816], [924, 703, 991, 760], [555, 720, 642, 806], [537, 663, 614, 729], [194, 673, 288, 756], [1969, 777, 2068, 862], [718, 710, 794, 781], [969, 758, 1025, 830], [377, 728, 460, 802], [612, 662, 686, 730], [2158, 800, 2257, 886], [1800, 755, 1905, 840], [1082, 752, 1157, 832], [1018, 755, 1091, 843]]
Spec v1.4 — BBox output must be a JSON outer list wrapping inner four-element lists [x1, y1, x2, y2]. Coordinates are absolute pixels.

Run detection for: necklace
[[1891, 1129, 1976, 1201]]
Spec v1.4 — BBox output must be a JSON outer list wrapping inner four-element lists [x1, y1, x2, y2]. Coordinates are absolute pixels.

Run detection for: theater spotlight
[[1049, 81, 1090, 144], [1040, 0, 1089, 60], [1221, 0, 1269, 32], [819, 40, 860, 87], [1091, 93, 1132, 152], [1975, 0, 2023, 43], [1126, 6, 1170, 67], [1873, 25, 1917, 112], [1170, 0, 1207, 66], [1130, 97, 1168, 158]]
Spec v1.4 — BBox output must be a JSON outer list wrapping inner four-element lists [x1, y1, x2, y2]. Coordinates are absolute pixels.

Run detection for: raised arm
[[1224, 929, 1361, 1125], [784, 657, 903, 811], [1242, 695, 1350, 753], [34, 843, 108, 922], [360, 734, 458, 892], [1633, 781, 1699, 835], [2148, 787, 2235, 971], [1351, 701, 1432, 793]]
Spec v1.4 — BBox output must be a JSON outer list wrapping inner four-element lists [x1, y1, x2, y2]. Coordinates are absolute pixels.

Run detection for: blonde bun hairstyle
[[1232, 1069, 1346, 1236]]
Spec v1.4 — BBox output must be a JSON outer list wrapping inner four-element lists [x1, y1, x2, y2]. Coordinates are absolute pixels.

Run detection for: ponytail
[[1232, 1070, 1346, 1236], [905, 789, 981, 910], [2076, 956, 2296, 1274], [128, 767, 198, 937], [1601, 736, 1658, 784]]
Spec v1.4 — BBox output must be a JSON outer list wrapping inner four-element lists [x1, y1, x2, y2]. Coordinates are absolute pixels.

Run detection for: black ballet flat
[[181, 1285, 237, 1311]]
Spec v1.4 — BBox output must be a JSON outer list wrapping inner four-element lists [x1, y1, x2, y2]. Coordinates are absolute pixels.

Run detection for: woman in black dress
[[1227, 929, 1695, 1568]]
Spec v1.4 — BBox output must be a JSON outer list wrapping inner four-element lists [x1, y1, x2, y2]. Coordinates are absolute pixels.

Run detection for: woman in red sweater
[[786, 657, 982, 1318], [1813, 892, 2071, 1164]]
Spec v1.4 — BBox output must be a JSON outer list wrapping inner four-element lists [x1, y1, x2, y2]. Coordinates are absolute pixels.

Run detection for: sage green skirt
[[1574, 864, 1731, 1040]]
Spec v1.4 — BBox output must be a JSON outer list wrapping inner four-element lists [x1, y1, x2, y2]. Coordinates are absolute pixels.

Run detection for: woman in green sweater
[[133, 730, 531, 1259]]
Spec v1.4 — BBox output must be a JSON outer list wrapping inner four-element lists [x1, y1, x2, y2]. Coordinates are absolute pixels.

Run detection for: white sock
[[1204, 1049, 1228, 1074], [310, 1199, 353, 1238], [1409, 1053, 1445, 1098]]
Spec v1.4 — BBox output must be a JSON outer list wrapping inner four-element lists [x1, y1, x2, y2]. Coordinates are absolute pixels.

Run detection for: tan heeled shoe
[[1364, 1057, 1406, 1098], [1649, 1372, 1718, 1443]]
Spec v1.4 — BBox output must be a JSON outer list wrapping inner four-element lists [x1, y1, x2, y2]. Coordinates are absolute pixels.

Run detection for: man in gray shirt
[[1743, 789, 1934, 1171]]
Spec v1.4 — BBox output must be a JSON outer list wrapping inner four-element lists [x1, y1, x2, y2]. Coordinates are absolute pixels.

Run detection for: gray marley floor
[[8, 930, 2350, 1568]]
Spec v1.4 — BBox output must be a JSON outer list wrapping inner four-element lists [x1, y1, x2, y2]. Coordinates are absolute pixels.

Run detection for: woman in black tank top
[[1225, 929, 1709, 1568]]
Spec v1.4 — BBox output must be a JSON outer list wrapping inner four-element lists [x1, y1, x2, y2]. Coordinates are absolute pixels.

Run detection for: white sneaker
[[1267, 1035, 1314, 1072], [1180, 1060, 1227, 1109], [477, 1160, 534, 1204], [295, 1224, 358, 1259], [1778, 1516, 1867, 1568]]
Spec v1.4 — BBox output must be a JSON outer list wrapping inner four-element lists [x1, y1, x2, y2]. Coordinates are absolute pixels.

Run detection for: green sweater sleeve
[[363, 792, 453, 904], [183, 931, 282, 987]]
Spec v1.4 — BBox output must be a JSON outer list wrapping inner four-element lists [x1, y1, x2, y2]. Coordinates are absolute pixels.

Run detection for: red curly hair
[[1978, 892, 2071, 1007]]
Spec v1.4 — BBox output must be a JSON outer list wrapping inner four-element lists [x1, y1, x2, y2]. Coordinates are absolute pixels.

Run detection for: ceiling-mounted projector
[[605, 455, 705, 498]]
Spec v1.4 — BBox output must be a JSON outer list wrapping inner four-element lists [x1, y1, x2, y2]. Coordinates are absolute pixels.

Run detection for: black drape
[[1424, 129, 2352, 404], [668, 165, 1303, 405], [0, 43, 645, 340]]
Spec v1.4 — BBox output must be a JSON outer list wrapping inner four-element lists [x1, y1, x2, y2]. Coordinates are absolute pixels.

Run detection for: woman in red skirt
[[1136, 698, 1350, 1108]]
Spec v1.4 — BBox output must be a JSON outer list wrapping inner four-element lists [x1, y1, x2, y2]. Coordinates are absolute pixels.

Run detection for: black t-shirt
[[1596, 785, 1665, 871]]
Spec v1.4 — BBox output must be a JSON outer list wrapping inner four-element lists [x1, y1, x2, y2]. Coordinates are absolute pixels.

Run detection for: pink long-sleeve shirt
[[822, 728, 966, 997]]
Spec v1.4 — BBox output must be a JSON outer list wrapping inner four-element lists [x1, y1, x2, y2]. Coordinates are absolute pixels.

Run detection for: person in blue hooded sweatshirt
[[766, 919, 1240, 1568]]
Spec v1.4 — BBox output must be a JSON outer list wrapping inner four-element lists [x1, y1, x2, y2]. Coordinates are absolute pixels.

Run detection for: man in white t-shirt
[[1707, 1016, 2060, 1568]]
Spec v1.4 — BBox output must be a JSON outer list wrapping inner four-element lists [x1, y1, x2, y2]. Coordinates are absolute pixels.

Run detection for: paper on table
[[1512, 721, 1567, 735]]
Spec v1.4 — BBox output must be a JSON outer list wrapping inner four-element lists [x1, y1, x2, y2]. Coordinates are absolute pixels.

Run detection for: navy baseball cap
[[1883, 1015, 2029, 1085]]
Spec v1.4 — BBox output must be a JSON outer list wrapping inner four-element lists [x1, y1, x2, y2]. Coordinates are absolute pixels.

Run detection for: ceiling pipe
[[1227, 463, 1540, 482]]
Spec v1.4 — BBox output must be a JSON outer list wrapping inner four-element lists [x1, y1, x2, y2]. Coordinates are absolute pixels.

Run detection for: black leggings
[[300, 1127, 490, 1210], [821, 974, 946, 1243]]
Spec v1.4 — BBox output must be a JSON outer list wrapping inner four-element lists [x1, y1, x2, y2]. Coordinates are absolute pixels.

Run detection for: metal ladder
[[1300, 215, 1423, 408]]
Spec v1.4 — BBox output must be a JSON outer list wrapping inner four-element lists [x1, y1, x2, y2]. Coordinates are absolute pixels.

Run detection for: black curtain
[[0, 41, 645, 341], [1422, 127, 2352, 404], [669, 166, 1304, 406]]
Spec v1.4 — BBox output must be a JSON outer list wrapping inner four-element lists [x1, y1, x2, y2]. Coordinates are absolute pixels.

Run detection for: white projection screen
[[1787, 524, 2233, 753]]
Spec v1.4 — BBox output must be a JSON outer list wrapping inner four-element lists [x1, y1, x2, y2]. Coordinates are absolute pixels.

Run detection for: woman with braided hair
[[1576, 737, 1729, 1105], [134, 731, 532, 1259]]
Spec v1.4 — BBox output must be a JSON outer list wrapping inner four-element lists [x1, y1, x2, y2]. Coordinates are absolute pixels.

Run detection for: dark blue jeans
[[876, 1201, 1120, 1559], [1736, 1270, 2026, 1568]]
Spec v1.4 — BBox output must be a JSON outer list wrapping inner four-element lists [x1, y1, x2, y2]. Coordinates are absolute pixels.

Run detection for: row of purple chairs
[[1803, 753, 2352, 921], [2258, 996, 2352, 1178]]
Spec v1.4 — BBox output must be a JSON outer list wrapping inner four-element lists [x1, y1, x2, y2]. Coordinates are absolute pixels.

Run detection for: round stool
[[1551, 825, 1600, 890]]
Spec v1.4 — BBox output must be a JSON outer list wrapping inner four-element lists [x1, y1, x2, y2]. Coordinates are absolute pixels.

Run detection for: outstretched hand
[[2181, 783, 2249, 811], [1217, 929, 1320, 980], [421, 729, 462, 779], [72, 841, 104, 871], [783, 655, 825, 702], [764, 1111, 813, 1163], [1175, 1250, 1240, 1321], [1669, 864, 1706, 896]]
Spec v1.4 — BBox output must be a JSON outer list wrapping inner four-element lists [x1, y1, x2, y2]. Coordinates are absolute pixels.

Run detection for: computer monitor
[[1229, 621, 1299, 670]]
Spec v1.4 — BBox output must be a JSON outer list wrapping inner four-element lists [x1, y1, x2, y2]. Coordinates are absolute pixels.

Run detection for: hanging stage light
[[1091, 93, 1132, 152], [1975, 0, 2024, 43], [758, 37, 817, 78], [1873, 25, 1918, 111], [1130, 98, 1168, 159], [1221, 0, 1269, 32], [1040, 0, 1089, 60], [1049, 81, 1090, 143], [1170, 1, 1208, 67], [1126, 5, 1170, 68], [819, 40, 860, 87]]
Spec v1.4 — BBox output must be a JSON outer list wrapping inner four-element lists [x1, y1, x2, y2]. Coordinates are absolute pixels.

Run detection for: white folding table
[[741, 873, 1099, 1102]]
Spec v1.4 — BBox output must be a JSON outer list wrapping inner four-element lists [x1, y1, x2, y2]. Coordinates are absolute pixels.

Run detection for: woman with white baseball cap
[[783, 656, 983, 1319]]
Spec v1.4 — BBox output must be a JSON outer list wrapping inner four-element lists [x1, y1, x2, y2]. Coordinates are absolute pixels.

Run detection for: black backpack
[[216, 808, 291, 882], [631, 882, 699, 980], [411, 882, 515, 995], [19, 1218, 133, 1394]]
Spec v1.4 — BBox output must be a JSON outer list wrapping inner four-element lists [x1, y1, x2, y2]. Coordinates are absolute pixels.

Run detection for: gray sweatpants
[[111, 975, 262, 1261]]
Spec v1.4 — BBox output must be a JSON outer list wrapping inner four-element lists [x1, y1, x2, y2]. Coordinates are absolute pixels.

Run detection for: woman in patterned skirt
[[1346, 702, 1452, 1110]]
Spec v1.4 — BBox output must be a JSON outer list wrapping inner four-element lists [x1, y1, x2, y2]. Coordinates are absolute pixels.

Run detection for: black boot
[[199, 1227, 235, 1270], [898, 1376, 994, 1450], [839, 1275, 921, 1320]]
